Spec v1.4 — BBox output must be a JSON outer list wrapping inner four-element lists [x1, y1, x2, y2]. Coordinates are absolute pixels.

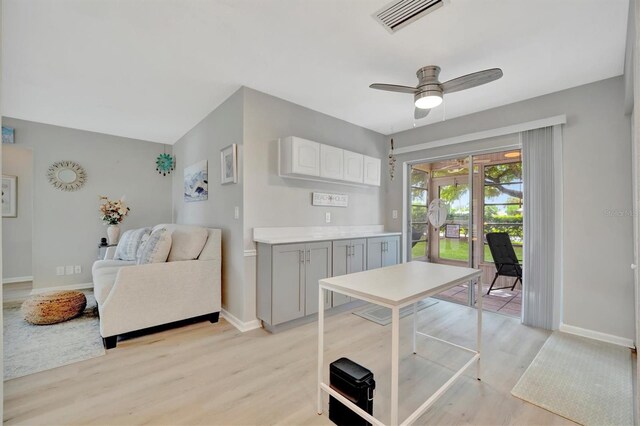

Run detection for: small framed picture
[[2, 126, 14, 144], [445, 224, 460, 238], [2, 175, 17, 217], [220, 144, 237, 184]]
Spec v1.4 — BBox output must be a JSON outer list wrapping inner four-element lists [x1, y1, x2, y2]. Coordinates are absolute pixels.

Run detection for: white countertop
[[253, 225, 401, 244], [320, 261, 481, 307]]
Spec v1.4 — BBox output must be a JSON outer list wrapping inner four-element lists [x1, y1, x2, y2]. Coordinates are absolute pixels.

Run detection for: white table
[[317, 261, 483, 426]]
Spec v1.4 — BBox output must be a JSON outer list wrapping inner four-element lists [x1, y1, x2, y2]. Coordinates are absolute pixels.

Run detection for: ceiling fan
[[370, 65, 503, 120]]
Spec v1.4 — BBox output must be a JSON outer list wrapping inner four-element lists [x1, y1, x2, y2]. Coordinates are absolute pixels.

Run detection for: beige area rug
[[353, 298, 438, 325], [4, 291, 105, 380], [511, 332, 633, 425]]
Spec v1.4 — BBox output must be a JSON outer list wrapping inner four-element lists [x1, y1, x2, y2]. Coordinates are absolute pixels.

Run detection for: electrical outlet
[[234, 206, 240, 220], [56, 266, 65, 276], [74, 265, 82, 274], [392, 210, 398, 219], [65, 265, 74, 275], [325, 212, 331, 223]]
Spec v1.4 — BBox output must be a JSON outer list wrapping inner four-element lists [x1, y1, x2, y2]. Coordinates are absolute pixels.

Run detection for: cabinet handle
[[306, 250, 310, 263]]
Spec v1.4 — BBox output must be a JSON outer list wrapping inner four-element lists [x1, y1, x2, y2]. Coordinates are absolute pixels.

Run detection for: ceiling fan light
[[414, 90, 443, 109]]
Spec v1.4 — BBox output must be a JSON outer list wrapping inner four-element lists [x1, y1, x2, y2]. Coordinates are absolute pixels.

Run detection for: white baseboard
[[559, 322, 635, 349], [221, 308, 262, 333], [30, 282, 93, 295], [3, 276, 33, 284]]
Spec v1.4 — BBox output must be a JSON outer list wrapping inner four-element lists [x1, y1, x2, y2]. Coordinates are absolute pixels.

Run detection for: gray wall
[[387, 76, 634, 341], [241, 87, 387, 322], [3, 117, 173, 290], [242, 87, 387, 250], [2, 145, 33, 280], [171, 87, 387, 324], [171, 89, 245, 321]]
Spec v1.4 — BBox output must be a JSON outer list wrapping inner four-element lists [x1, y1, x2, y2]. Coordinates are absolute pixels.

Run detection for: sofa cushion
[[92, 259, 136, 276], [114, 227, 151, 261], [153, 224, 208, 262], [136, 232, 151, 261], [137, 228, 172, 264], [93, 266, 122, 305]]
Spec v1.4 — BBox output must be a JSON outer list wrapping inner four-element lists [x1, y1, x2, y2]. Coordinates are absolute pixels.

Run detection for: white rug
[[4, 291, 105, 380], [353, 298, 438, 325], [511, 332, 633, 426]]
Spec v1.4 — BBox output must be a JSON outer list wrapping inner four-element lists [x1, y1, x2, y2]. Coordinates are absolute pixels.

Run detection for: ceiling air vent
[[373, 0, 445, 34]]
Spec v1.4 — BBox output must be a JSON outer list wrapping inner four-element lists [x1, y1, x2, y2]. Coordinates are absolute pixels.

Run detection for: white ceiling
[[2, 0, 629, 144]]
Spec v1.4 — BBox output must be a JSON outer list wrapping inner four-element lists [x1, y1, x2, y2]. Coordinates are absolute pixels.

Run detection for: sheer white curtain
[[522, 126, 556, 329]]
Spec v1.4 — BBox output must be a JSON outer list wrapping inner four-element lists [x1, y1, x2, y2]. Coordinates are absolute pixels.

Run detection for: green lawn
[[411, 239, 522, 262]]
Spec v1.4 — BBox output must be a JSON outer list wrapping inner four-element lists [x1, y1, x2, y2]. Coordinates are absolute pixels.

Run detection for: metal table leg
[[317, 285, 324, 414], [476, 278, 482, 381], [390, 306, 400, 425]]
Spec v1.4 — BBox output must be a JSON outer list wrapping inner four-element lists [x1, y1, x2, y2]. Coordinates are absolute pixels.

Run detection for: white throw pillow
[[114, 227, 151, 261], [137, 228, 172, 264], [153, 224, 208, 261], [136, 232, 151, 262]]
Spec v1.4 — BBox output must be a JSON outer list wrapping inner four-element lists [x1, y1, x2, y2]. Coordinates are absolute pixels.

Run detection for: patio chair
[[411, 228, 423, 248], [486, 232, 522, 295]]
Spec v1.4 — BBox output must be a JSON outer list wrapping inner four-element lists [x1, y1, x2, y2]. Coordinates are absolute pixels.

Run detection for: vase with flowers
[[99, 195, 130, 245]]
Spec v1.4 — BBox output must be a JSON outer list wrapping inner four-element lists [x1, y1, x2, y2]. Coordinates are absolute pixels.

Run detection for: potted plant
[[99, 195, 130, 245]]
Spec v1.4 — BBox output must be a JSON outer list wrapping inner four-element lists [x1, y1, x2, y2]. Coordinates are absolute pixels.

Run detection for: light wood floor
[[4, 300, 576, 425]]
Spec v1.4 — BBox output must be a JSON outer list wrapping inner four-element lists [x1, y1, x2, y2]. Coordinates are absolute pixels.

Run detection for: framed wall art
[[220, 144, 237, 184], [184, 160, 208, 202]]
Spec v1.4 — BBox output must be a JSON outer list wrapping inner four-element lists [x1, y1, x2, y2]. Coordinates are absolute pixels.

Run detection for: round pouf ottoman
[[21, 291, 87, 325]]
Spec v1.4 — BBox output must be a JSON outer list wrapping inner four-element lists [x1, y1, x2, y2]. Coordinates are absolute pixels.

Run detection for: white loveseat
[[92, 224, 221, 349]]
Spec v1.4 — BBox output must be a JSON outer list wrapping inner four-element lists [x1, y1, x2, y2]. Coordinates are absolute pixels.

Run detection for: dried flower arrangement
[[99, 195, 130, 225]]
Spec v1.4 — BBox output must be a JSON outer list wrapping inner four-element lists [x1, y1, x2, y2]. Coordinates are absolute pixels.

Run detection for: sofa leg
[[209, 312, 220, 323], [102, 336, 117, 349]]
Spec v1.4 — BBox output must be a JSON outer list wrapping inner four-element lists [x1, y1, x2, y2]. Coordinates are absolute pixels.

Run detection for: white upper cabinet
[[280, 137, 320, 176], [363, 155, 381, 186], [343, 151, 364, 183], [280, 136, 380, 187], [320, 145, 344, 180]]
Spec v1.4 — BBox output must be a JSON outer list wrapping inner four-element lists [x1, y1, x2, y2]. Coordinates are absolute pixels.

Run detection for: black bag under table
[[329, 357, 375, 426]]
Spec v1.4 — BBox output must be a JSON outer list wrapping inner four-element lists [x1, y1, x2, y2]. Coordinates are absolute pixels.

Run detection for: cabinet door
[[366, 237, 384, 270], [291, 137, 320, 176], [305, 241, 332, 315], [320, 145, 344, 180], [272, 244, 306, 325], [382, 236, 400, 267], [363, 156, 381, 186], [350, 239, 367, 273], [332, 240, 351, 307], [343, 151, 364, 183]]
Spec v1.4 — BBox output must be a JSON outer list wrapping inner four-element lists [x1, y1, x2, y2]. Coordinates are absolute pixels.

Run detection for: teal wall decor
[[156, 153, 175, 176]]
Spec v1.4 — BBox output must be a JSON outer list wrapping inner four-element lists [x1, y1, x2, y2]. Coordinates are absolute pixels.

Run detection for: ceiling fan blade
[[441, 68, 503, 94], [414, 107, 430, 120], [370, 83, 418, 94]]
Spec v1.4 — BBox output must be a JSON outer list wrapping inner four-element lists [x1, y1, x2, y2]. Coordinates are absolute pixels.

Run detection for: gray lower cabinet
[[332, 239, 367, 306], [257, 241, 331, 327], [257, 234, 400, 331], [366, 236, 400, 270]]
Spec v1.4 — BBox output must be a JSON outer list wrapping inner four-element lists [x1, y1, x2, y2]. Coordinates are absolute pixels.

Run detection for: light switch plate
[[74, 265, 82, 274], [325, 212, 331, 223], [392, 210, 398, 219], [234, 206, 240, 220], [56, 266, 65, 276], [65, 265, 74, 275]]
